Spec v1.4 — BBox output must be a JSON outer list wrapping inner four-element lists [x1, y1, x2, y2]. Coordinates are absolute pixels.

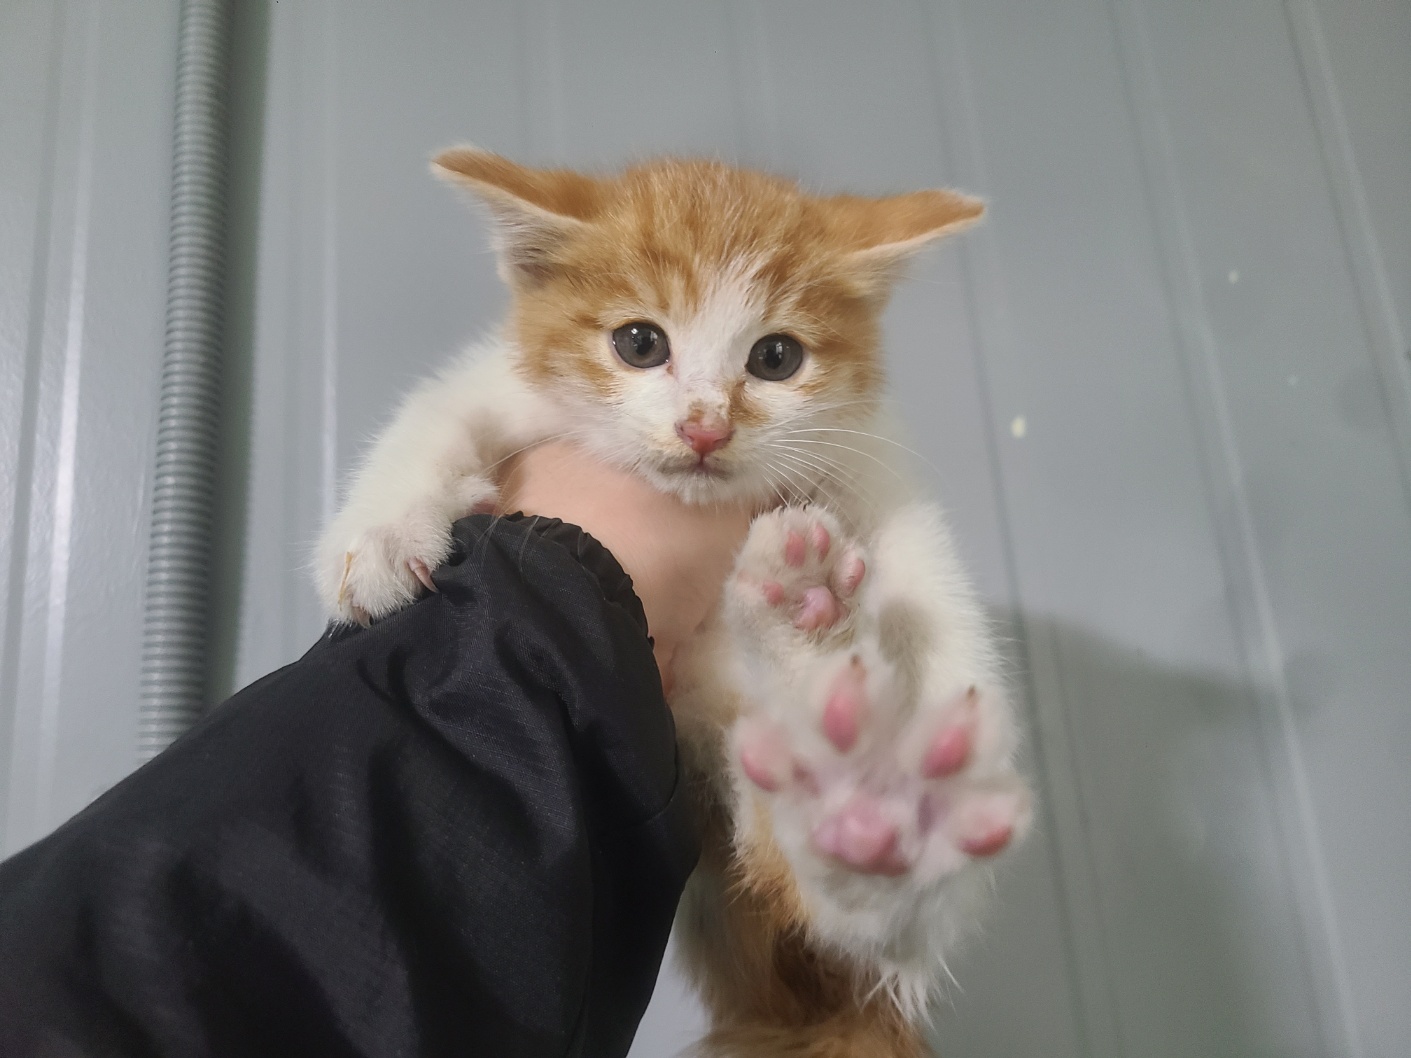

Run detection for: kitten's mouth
[[665, 453, 732, 479], [687, 458, 730, 478]]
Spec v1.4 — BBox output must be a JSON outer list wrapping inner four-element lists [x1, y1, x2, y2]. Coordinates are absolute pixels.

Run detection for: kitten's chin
[[638, 460, 774, 507]]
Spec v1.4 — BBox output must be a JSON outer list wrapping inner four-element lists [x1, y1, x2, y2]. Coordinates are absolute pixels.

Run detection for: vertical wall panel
[[1127, 3, 1411, 1053], [926, 2, 1330, 1053], [0, 0, 179, 855]]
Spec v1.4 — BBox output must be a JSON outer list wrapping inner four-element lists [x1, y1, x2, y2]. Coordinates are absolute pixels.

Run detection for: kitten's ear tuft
[[432, 146, 604, 284], [827, 188, 985, 293]]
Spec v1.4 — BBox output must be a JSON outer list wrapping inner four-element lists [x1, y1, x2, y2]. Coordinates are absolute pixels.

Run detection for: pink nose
[[676, 419, 733, 456]]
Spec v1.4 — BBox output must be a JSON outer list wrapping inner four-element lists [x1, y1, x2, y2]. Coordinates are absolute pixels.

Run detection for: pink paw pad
[[785, 531, 807, 567], [812, 797, 908, 876], [921, 689, 979, 778], [795, 586, 841, 631], [836, 554, 866, 597], [951, 791, 1024, 857], [960, 821, 1015, 858], [822, 658, 868, 751], [738, 719, 793, 792]]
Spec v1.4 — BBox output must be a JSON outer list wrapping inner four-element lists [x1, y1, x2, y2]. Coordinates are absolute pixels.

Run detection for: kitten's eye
[[611, 322, 670, 368], [747, 334, 804, 381]]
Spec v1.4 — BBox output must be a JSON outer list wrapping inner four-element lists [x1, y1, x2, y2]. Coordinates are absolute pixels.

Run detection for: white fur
[[316, 299, 1031, 1022], [316, 336, 554, 620]]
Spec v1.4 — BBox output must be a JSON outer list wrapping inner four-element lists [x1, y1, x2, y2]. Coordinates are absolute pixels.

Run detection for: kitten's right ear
[[432, 146, 603, 284]]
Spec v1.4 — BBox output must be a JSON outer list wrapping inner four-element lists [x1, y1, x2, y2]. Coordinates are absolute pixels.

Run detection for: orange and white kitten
[[317, 148, 1032, 1057]]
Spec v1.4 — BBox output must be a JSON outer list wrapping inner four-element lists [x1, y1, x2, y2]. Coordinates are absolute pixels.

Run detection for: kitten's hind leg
[[676, 809, 928, 1058], [722, 504, 1032, 1008]]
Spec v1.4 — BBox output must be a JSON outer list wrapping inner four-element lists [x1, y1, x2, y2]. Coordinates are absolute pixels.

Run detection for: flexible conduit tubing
[[139, 0, 233, 760]]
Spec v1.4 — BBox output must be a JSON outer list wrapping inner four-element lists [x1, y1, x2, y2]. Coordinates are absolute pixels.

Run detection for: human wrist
[[498, 442, 752, 661]]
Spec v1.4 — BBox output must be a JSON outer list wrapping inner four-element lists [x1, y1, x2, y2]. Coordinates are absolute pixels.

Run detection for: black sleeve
[[0, 514, 699, 1058]]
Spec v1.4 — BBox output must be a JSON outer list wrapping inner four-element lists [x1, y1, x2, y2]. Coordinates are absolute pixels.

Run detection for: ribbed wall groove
[[138, 0, 233, 760]]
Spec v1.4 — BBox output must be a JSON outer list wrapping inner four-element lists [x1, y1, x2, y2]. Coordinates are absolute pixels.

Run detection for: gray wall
[[1, 0, 177, 854], [3, 2, 1408, 1056]]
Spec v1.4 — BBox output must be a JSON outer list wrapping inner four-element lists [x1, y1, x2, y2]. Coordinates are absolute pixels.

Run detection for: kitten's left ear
[[432, 146, 605, 284], [827, 188, 985, 292]]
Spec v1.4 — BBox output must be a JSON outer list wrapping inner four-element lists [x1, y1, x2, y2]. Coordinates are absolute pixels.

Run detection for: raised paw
[[728, 507, 867, 637], [736, 659, 1030, 883], [317, 507, 473, 624], [316, 477, 501, 624]]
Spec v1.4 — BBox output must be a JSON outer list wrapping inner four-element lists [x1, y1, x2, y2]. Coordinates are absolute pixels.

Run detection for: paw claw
[[337, 552, 355, 606], [408, 557, 438, 594], [322, 509, 464, 623]]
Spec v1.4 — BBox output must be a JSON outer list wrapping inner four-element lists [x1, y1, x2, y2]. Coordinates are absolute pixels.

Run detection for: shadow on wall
[[932, 611, 1326, 1058]]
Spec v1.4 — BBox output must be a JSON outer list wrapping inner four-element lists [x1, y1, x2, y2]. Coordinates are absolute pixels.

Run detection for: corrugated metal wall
[[3, 2, 1408, 1055]]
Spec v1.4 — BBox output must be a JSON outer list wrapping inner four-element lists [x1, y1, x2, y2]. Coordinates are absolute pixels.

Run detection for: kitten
[[317, 148, 1032, 1057]]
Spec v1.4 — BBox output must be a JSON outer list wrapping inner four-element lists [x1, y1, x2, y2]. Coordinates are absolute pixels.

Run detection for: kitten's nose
[[676, 418, 733, 456]]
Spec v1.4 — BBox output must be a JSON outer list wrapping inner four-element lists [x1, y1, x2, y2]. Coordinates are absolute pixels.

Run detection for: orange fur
[[430, 147, 984, 1055], [433, 149, 981, 418], [678, 799, 927, 1058]]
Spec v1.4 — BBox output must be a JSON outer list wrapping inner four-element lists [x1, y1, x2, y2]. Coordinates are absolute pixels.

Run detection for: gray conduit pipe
[[139, 0, 233, 760]]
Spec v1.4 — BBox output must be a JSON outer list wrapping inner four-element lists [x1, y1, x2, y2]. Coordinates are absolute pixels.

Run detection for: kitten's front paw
[[727, 507, 867, 638], [316, 491, 496, 624], [317, 513, 448, 625]]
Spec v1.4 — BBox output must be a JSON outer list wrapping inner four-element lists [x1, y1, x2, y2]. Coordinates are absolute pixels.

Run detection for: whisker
[[777, 436, 916, 489], [760, 462, 804, 509], [783, 427, 939, 475], [768, 449, 870, 519], [767, 460, 815, 510], [483, 432, 574, 475], [769, 441, 869, 489], [768, 449, 852, 499]]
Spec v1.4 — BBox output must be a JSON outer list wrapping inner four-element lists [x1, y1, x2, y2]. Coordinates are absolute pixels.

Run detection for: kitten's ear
[[827, 188, 985, 293], [432, 146, 604, 284]]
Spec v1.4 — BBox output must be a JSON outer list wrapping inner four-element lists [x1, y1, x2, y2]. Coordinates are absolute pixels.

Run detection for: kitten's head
[[434, 147, 982, 505]]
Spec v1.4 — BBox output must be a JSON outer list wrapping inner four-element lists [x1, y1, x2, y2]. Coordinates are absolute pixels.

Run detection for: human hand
[[499, 442, 756, 691]]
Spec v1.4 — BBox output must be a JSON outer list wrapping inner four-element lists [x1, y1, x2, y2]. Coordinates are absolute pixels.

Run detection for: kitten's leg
[[675, 810, 927, 1058], [316, 344, 553, 623], [721, 504, 1032, 1010]]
